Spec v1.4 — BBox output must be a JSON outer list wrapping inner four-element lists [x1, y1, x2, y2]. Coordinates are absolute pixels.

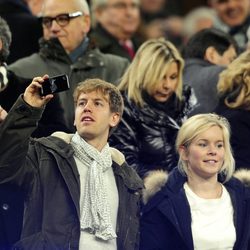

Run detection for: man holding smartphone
[[8, 0, 130, 132], [0, 76, 143, 249]]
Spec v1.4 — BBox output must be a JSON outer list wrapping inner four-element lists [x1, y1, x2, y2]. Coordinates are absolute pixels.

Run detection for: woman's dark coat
[[109, 87, 196, 177], [140, 168, 250, 250]]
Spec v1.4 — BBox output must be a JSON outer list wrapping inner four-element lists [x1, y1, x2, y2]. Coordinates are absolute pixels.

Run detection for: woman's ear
[[178, 145, 188, 161]]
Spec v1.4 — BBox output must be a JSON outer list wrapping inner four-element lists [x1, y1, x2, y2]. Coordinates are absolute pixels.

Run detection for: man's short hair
[[0, 17, 12, 62], [183, 28, 238, 59], [73, 78, 124, 117]]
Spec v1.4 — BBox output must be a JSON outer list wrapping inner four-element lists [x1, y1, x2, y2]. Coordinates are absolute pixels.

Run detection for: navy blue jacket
[[140, 168, 250, 250]]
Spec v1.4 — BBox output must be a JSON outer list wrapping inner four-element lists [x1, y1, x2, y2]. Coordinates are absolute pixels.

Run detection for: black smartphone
[[40, 74, 70, 96]]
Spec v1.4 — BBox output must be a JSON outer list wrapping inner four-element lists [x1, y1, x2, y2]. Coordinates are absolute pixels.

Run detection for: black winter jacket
[[89, 24, 143, 61], [215, 101, 250, 170], [109, 87, 196, 177], [0, 97, 143, 250]]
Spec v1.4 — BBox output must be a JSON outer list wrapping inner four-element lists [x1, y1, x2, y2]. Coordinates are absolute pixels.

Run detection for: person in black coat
[[0, 16, 68, 249], [140, 113, 250, 250], [109, 38, 197, 178], [0, 0, 42, 64], [215, 50, 250, 170], [183, 28, 238, 115]]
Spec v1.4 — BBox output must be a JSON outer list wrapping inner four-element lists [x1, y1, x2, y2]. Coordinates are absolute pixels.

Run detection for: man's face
[[210, 0, 250, 27], [95, 0, 140, 40], [42, 0, 90, 53], [74, 91, 120, 149], [211, 45, 237, 65], [140, 0, 165, 13]]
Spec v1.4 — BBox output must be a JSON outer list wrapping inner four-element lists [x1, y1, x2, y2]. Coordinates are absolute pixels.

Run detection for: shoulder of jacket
[[110, 147, 125, 166], [94, 48, 129, 63], [50, 131, 73, 143], [233, 169, 250, 187], [143, 170, 169, 204]]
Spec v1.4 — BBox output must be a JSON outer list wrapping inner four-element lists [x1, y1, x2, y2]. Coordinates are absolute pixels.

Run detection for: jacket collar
[[38, 37, 106, 69]]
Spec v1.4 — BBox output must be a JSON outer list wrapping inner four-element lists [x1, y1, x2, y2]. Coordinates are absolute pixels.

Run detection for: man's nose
[[83, 102, 92, 112], [50, 20, 61, 31]]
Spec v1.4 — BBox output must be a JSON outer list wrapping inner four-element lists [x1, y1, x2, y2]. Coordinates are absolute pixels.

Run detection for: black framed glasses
[[42, 11, 83, 28]]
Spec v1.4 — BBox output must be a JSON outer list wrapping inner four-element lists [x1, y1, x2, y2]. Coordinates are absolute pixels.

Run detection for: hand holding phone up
[[40, 74, 70, 96]]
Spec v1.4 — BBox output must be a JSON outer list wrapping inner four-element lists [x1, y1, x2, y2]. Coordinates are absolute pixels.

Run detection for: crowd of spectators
[[1, 0, 250, 249]]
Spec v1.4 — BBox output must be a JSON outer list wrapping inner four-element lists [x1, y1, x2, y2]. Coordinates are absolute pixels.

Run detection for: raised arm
[[0, 76, 53, 183]]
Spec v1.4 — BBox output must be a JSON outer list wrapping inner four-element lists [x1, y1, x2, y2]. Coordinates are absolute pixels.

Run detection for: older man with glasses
[[8, 0, 129, 132]]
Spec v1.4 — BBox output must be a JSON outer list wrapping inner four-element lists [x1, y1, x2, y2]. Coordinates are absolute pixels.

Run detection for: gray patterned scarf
[[71, 132, 117, 240]]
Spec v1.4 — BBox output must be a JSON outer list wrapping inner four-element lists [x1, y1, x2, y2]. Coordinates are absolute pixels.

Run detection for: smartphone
[[40, 74, 70, 96]]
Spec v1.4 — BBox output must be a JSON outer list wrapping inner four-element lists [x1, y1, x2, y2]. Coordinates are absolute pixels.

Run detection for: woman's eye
[[170, 75, 177, 80], [198, 143, 206, 147]]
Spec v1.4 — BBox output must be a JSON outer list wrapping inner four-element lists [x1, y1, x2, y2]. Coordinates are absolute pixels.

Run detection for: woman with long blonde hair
[[109, 38, 196, 177]]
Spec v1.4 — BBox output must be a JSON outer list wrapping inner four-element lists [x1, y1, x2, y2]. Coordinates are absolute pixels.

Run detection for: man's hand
[[0, 106, 7, 123], [23, 75, 53, 108]]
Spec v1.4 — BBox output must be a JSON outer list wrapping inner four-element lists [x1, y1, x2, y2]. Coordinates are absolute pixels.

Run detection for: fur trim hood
[[142, 169, 250, 204]]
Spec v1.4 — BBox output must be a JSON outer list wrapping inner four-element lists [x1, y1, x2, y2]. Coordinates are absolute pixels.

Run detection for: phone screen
[[40, 74, 70, 96]]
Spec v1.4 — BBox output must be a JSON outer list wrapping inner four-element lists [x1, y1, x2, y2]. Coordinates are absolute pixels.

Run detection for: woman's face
[[181, 126, 225, 181], [151, 61, 179, 102]]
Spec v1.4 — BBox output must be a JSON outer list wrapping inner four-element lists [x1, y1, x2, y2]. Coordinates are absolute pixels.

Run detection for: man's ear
[[204, 46, 219, 64], [0, 39, 2, 51], [110, 113, 120, 128], [83, 14, 91, 33], [94, 7, 104, 21]]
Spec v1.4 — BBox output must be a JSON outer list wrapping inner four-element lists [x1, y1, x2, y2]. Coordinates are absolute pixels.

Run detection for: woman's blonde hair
[[176, 113, 235, 182], [118, 38, 184, 107], [217, 50, 250, 110]]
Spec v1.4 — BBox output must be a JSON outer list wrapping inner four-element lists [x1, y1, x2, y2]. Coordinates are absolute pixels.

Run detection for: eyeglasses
[[42, 11, 83, 28]]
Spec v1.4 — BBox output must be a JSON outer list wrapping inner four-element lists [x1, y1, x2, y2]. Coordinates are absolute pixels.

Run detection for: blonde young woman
[[109, 38, 197, 177], [215, 50, 250, 169], [140, 113, 250, 250]]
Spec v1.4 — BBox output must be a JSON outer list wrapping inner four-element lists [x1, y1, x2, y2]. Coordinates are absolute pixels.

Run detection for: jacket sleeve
[[0, 96, 43, 185]]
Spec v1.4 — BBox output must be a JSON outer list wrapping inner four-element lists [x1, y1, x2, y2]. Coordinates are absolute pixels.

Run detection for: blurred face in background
[[209, 0, 250, 27], [42, 0, 90, 53], [140, 0, 166, 13], [95, 0, 140, 40]]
